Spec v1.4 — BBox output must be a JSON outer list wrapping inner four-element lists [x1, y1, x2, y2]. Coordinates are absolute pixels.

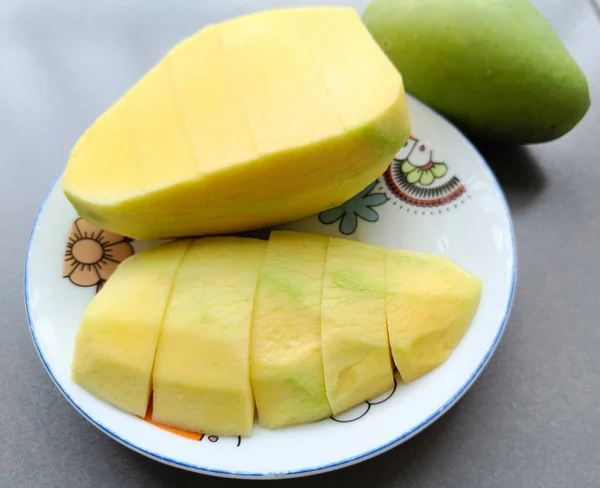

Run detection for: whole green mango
[[363, 0, 590, 143]]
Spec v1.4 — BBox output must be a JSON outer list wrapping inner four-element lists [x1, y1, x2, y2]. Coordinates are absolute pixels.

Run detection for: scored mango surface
[[62, 8, 410, 239]]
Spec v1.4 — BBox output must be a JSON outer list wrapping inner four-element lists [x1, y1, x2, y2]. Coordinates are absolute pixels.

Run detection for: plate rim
[[23, 123, 517, 480]]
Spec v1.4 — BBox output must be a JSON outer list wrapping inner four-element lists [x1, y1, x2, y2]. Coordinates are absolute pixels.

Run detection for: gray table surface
[[1, 0, 599, 486]]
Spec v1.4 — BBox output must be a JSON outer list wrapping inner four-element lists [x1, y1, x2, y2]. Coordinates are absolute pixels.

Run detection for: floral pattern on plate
[[318, 181, 388, 235], [62, 218, 134, 291], [383, 135, 467, 210], [318, 133, 469, 235]]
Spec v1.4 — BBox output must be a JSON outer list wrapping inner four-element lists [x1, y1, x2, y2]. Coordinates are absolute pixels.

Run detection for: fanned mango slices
[[72, 232, 481, 436]]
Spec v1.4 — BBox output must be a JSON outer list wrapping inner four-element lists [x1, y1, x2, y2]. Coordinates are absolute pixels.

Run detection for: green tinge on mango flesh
[[250, 230, 332, 429], [72, 231, 483, 436]]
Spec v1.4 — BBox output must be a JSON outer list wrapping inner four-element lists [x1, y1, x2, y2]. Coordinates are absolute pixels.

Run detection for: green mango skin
[[363, 0, 590, 143]]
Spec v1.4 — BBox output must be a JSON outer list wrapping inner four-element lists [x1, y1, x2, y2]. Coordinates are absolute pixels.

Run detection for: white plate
[[25, 95, 516, 479]]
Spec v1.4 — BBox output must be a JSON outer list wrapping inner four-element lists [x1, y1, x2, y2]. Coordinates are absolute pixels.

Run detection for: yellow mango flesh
[[71, 239, 191, 417], [385, 250, 482, 383], [321, 237, 394, 415], [71, 232, 483, 436], [62, 7, 410, 240], [152, 237, 265, 437], [251, 231, 331, 429]]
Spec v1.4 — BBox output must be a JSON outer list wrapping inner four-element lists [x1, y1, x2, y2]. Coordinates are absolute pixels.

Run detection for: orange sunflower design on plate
[[62, 218, 134, 290]]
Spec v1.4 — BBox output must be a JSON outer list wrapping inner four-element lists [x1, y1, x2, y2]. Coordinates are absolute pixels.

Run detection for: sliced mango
[[385, 250, 482, 383], [321, 237, 394, 415], [71, 239, 192, 417], [251, 230, 331, 429], [71, 232, 483, 436], [152, 237, 265, 437], [62, 7, 410, 240]]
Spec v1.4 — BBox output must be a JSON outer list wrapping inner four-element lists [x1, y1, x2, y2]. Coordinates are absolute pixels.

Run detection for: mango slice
[[321, 237, 394, 415], [385, 250, 482, 383], [71, 239, 192, 417], [152, 237, 265, 437], [62, 7, 410, 240], [251, 230, 331, 429]]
